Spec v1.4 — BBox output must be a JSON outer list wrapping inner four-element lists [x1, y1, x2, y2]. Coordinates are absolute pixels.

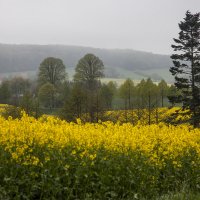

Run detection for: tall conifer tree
[[170, 11, 200, 127]]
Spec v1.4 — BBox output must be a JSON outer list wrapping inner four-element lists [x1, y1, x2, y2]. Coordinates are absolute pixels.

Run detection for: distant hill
[[0, 44, 173, 82]]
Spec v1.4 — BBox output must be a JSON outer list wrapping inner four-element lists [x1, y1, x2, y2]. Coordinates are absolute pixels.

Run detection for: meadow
[[0, 111, 200, 199]]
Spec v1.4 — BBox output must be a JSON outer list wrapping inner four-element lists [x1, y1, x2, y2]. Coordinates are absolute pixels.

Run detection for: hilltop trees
[[170, 11, 200, 127]]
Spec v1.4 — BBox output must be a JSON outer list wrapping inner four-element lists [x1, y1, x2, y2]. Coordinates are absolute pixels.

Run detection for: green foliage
[[135, 78, 158, 108], [107, 81, 117, 95], [60, 83, 87, 121], [74, 53, 104, 90], [0, 144, 200, 199], [38, 57, 67, 87], [38, 83, 56, 109], [167, 85, 182, 107], [9, 77, 30, 106], [99, 83, 115, 110], [119, 79, 135, 109], [0, 80, 11, 104], [56, 81, 71, 107], [158, 80, 169, 107], [157, 191, 200, 200]]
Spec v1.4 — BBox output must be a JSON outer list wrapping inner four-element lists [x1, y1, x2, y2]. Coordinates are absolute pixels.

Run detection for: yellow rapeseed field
[[0, 112, 200, 199], [0, 112, 199, 167]]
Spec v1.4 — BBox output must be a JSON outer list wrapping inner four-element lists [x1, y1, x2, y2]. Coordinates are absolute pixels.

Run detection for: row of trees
[[60, 77, 178, 122]]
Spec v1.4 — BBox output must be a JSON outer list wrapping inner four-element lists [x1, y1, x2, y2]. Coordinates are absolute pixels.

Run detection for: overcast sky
[[0, 0, 199, 54]]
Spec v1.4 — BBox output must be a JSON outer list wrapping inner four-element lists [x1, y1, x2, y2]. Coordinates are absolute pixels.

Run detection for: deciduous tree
[[38, 57, 67, 87], [74, 54, 104, 122]]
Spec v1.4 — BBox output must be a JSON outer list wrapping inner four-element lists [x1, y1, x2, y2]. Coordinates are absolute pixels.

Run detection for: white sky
[[0, 0, 199, 54]]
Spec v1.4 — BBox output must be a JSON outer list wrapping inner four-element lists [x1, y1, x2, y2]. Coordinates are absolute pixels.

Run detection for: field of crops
[[104, 107, 190, 125], [0, 112, 200, 199]]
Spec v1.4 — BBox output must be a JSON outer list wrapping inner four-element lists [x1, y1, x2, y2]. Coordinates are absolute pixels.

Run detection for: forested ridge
[[0, 43, 171, 79]]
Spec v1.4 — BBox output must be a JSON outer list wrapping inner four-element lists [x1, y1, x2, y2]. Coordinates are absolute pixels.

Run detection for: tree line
[[0, 53, 177, 122]]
